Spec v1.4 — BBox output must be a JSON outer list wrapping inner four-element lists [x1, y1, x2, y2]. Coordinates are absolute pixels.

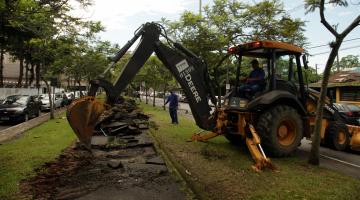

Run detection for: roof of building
[[310, 69, 360, 88]]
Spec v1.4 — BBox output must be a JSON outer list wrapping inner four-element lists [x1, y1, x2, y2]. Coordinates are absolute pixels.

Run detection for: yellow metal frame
[[190, 108, 276, 172], [347, 124, 360, 151]]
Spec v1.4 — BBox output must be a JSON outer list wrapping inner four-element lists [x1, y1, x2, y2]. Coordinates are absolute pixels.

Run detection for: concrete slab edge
[[0, 108, 66, 143], [147, 129, 198, 200]]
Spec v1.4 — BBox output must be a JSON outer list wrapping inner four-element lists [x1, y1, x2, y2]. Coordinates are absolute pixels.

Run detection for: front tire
[[325, 121, 350, 151], [257, 105, 303, 157]]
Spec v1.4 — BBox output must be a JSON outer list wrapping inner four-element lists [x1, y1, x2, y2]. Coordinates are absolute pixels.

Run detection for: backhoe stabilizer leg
[[190, 131, 223, 142], [246, 124, 277, 172]]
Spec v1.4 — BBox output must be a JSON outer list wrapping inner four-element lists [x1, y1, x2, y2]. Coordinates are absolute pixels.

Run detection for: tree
[[305, 0, 360, 165], [339, 55, 359, 69], [164, 0, 306, 95]]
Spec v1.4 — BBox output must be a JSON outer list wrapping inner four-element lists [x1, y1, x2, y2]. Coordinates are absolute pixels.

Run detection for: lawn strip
[[0, 114, 75, 200], [141, 103, 360, 200]]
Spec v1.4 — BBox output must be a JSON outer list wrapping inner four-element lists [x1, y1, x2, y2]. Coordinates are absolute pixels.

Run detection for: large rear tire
[[257, 105, 303, 157], [325, 121, 350, 151]]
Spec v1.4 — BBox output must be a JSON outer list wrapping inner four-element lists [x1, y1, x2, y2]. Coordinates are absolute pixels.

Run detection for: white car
[[39, 94, 62, 111]]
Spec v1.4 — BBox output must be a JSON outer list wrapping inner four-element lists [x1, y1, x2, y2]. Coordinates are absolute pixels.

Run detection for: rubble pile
[[94, 99, 150, 137], [20, 98, 186, 200]]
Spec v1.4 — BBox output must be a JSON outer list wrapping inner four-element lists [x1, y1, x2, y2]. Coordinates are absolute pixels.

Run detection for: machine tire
[[325, 121, 350, 151], [257, 105, 303, 157]]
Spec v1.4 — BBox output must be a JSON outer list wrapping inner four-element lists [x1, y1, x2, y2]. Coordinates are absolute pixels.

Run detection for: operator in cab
[[239, 59, 265, 97]]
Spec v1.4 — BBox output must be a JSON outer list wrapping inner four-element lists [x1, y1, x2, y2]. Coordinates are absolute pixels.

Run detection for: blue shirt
[[166, 93, 178, 108], [248, 68, 265, 85]]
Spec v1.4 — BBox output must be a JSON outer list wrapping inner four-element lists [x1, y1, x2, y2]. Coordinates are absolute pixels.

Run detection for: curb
[[0, 108, 66, 143], [147, 128, 198, 200]]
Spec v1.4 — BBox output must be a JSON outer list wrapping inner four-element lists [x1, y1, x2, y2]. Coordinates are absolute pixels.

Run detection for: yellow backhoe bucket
[[66, 96, 108, 148]]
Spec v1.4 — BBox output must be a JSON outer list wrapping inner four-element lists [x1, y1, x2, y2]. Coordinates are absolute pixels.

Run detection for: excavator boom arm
[[68, 22, 216, 146]]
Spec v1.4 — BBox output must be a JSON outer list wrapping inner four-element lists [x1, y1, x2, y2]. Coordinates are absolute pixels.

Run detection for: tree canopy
[[0, 0, 115, 88], [161, 0, 307, 93]]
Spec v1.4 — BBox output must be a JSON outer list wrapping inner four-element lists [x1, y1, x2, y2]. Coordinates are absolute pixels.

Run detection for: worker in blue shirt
[[165, 91, 179, 124], [239, 59, 265, 97]]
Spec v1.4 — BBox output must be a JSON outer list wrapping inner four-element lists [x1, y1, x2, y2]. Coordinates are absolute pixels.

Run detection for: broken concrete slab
[[102, 121, 128, 128], [146, 156, 165, 165], [126, 163, 168, 176], [107, 159, 124, 169], [91, 136, 108, 146]]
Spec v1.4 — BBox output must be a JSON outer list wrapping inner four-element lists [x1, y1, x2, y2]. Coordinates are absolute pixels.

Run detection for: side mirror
[[302, 55, 309, 70]]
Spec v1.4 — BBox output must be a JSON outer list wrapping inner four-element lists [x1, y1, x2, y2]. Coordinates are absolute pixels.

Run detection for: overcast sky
[[72, 0, 360, 72]]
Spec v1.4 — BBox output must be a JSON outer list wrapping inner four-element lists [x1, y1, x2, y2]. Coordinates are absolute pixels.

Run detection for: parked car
[[333, 103, 360, 126], [178, 94, 188, 103], [0, 95, 41, 122], [39, 94, 62, 111]]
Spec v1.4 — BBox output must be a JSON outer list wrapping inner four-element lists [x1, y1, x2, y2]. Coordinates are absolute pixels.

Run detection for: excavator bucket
[[66, 96, 108, 148]]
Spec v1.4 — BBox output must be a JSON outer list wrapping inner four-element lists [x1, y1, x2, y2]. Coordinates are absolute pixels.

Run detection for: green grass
[[0, 114, 75, 200], [141, 103, 360, 200]]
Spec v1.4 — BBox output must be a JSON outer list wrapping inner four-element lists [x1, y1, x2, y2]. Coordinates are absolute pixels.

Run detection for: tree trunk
[[152, 84, 156, 107], [43, 77, 54, 119], [67, 76, 70, 89], [145, 87, 148, 104], [307, 0, 360, 165], [29, 63, 34, 86], [25, 61, 29, 87], [17, 55, 24, 87], [0, 48, 4, 87], [308, 40, 342, 165], [163, 84, 167, 110], [77, 80, 83, 97], [35, 63, 40, 89]]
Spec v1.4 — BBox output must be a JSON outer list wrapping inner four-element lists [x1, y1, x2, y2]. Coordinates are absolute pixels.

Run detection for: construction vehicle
[[67, 22, 360, 172]]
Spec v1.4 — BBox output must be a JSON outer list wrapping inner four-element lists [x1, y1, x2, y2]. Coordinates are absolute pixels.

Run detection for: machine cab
[[225, 40, 308, 112]]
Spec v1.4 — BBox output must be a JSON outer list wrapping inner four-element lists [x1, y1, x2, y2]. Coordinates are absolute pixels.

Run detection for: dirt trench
[[20, 100, 187, 200]]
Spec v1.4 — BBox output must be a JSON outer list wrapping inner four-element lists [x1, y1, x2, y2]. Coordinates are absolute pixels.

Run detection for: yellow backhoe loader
[[67, 22, 360, 172]]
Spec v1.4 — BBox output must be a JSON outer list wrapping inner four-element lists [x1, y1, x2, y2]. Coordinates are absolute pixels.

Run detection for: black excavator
[[67, 22, 360, 172]]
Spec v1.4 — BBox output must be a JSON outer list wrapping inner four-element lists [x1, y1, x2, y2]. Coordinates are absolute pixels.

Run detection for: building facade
[[310, 69, 360, 106]]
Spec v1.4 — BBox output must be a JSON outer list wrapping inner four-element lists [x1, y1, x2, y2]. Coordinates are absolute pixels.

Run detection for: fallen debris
[[146, 156, 166, 165], [20, 98, 185, 200], [107, 159, 124, 169]]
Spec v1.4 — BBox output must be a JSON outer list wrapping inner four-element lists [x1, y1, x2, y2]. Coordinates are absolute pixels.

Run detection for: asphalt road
[[142, 96, 360, 179], [0, 111, 48, 131], [0, 124, 11, 131], [298, 139, 360, 179]]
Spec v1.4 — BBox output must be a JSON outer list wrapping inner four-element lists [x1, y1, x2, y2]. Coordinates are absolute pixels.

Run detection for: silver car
[[39, 94, 62, 111]]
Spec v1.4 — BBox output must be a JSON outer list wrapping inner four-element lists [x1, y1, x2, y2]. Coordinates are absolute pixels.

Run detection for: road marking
[[320, 154, 360, 169]]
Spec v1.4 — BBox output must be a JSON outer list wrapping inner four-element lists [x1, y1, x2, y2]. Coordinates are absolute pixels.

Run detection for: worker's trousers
[[169, 107, 178, 124]]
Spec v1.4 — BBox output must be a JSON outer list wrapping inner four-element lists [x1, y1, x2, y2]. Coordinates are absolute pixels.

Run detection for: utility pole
[[199, 0, 202, 16], [315, 64, 318, 75]]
